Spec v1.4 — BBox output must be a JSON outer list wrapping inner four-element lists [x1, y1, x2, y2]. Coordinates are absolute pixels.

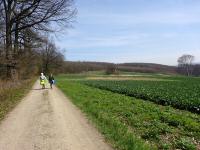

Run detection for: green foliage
[[82, 78, 200, 113], [57, 76, 200, 150], [175, 138, 196, 150]]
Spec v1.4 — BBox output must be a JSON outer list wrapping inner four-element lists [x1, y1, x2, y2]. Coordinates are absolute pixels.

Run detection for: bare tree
[[105, 64, 117, 75], [177, 54, 195, 76], [0, 0, 76, 78], [40, 38, 64, 74]]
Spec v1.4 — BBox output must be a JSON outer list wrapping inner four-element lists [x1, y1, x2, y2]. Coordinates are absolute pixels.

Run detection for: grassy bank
[[56, 75, 200, 150], [0, 78, 36, 121]]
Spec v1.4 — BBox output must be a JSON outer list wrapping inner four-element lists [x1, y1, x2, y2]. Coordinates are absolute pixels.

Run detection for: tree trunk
[[5, 3, 13, 78]]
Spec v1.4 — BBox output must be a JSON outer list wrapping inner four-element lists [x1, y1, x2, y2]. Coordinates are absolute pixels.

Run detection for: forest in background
[[61, 61, 200, 76]]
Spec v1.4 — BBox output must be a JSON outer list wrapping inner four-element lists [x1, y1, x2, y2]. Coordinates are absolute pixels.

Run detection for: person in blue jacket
[[48, 74, 54, 89]]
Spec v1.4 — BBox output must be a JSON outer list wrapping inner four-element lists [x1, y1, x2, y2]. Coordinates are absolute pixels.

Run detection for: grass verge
[[0, 78, 36, 121], [56, 76, 200, 150]]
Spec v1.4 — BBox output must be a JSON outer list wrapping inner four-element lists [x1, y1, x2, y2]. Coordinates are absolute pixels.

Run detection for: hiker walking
[[40, 73, 47, 89], [49, 74, 55, 89]]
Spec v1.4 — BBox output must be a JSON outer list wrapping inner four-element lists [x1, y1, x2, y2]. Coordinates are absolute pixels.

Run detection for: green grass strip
[[56, 77, 200, 150]]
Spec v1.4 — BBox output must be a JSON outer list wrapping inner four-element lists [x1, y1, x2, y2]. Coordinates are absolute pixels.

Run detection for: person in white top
[[40, 73, 47, 89]]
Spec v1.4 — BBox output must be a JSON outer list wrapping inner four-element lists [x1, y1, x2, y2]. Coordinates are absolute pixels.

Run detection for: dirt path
[[0, 81, 112, 150]]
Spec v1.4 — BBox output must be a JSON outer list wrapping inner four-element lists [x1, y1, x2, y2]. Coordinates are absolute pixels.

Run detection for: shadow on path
[[32, 88, 51, 91]]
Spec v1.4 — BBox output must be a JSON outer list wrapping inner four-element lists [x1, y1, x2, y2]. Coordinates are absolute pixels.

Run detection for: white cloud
[[79, 9, 200, 25]]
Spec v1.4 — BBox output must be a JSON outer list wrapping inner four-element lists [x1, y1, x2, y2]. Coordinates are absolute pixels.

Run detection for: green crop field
[[56, 74, 200, 150], [82, 77, 200, 113]]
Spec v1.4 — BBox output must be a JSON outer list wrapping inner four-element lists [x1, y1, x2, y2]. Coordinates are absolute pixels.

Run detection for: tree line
[[62, 59, 200, 76], [0, 0, 76, 79]]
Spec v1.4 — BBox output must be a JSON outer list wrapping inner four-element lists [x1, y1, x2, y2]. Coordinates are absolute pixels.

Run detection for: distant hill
[[62, 61, 178, 74], [62, 61, 111, 73], [117, 63, 177, 74]]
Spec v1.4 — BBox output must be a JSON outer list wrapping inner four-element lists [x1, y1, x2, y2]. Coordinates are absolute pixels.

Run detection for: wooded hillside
[[61, 61, 179, 75]]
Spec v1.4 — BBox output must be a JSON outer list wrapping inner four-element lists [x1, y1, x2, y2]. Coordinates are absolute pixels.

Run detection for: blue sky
[[55, 0, 200, 65]]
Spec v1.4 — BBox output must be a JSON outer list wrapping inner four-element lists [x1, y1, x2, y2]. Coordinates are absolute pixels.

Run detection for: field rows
[[82, 78, 200, 113]]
